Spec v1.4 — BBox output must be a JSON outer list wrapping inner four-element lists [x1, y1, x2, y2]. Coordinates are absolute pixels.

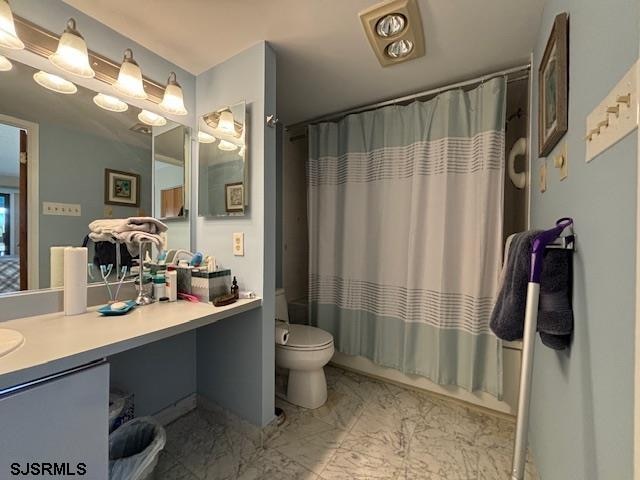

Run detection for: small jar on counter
[[152, 275, 166, 300]]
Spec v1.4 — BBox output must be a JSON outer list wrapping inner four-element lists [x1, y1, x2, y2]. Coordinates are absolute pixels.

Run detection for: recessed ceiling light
[[138, 109, 166, 126], [376, 14, 406, 38], [386, 39, 414, 59], [197, 131, 216, 144], [0, 54, 12, 71], [33, 71, 77, 94], [93, 93, 128, 112]]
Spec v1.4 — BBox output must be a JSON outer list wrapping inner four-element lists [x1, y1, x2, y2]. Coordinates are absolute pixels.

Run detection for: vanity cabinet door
[[0, 362, 109, 479]]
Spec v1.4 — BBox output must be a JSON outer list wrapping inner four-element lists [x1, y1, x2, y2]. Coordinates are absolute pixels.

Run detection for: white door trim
[[0, 113, 39, 290]]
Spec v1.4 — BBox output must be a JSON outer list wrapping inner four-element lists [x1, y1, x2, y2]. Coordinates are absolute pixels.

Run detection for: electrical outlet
[[43, 202, 81, 216], [233, 232, 244, 256]]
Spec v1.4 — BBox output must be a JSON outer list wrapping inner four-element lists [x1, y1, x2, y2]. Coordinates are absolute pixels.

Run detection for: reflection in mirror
[[0, 57, 190, 296], [198, 102, 247, 217], [154, 124, 187, 220]]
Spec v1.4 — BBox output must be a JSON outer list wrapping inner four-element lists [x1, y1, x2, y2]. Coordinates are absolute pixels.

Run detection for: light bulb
[[49, 18, 95, 78], [93, 93, 128, 113], [113, 49, 147, 100], [0, 0, 24, 50], [33, 71, 77, 94], [197, 131, 216, 144], [159, 72, 187, 115], [138, 109, 166, 126]]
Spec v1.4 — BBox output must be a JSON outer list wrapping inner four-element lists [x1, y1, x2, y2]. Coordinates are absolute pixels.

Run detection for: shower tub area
[[279, 67, 530, 415]]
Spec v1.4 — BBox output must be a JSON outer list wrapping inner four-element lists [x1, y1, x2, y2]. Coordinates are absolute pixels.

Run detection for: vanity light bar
[[12, 14, 167, 104]]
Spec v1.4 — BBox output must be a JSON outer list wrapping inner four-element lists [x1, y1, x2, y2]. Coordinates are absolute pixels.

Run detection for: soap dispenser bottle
[[231, 276, 239, 299]]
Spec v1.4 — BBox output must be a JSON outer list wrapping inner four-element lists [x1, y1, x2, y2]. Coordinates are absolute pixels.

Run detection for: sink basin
[[0, 329, 24, 358]]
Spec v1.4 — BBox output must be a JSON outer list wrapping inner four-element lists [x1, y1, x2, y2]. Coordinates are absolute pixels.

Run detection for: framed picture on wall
[[104, 169, 140, 207], [538, 12, 569, 157], [225, 182, 244, 213]]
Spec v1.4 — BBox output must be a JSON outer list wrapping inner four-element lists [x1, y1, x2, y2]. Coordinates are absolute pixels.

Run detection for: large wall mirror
[[0, 57, 191, 296], [198, 101, 247, 217]]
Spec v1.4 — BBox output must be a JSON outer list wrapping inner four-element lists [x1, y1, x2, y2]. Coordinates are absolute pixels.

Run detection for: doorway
[[0, 116, 37, 293]]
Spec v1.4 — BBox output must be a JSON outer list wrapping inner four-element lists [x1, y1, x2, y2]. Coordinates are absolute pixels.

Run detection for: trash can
[[108, 395, 125, 434], [109, 417, 166, 480], [108, 389, 134, 433]]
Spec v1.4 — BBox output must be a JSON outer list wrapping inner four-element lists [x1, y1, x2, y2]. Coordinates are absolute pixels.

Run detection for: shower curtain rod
[[288, 63, 531, 130]]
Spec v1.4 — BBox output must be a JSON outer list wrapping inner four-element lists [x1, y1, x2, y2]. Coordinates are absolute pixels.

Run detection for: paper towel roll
[[50, 246, 69, 288], [64, 247, 88, 316], [275, 324, 289, 346]]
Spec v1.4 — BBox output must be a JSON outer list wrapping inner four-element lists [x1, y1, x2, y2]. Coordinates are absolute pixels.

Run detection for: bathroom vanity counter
[[0, 298, 262, 391]]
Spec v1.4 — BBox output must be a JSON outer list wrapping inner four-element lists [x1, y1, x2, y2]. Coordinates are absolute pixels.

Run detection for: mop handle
[[511, 217, 574, 480]]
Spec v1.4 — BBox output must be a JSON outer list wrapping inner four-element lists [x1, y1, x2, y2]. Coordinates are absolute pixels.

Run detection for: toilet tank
[[275, 288, 289, 321]]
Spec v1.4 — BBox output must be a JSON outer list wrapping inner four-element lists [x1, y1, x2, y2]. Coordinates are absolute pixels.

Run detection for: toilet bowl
[[275, 289, 334, 409]]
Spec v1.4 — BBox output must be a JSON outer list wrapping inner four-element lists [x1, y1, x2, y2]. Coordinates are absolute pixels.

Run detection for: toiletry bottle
[[153, 275, 166, 300], [166, 267, 177, 302], [231, 276, 239, 299]]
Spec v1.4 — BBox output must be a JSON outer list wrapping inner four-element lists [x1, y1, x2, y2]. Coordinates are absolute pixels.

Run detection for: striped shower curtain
[[307, 78, 506, 397]]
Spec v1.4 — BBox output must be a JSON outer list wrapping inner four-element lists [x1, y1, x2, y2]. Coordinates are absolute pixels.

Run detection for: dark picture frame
[[538, 12, 569, 157], [225, 182, 244, 213], [104, 168, 140, 207]]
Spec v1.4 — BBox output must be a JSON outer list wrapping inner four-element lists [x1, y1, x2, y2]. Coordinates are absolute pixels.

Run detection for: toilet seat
[[278, 324, 333, 351]]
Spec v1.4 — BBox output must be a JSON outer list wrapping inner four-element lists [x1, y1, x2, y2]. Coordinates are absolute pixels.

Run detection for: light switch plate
[[233, 232, 244, 256], [585, 60, 638, 162], [43, 202, 81, 216], [554, 142, 568, 180]]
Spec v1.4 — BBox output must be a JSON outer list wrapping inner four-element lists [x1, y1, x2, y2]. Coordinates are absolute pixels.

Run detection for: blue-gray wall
[[195, 42, 276, 427], [530, 1, 638, 478]]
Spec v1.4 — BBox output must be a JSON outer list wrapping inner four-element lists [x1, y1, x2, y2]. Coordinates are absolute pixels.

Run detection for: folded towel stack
[[88, 217, 168, 255]]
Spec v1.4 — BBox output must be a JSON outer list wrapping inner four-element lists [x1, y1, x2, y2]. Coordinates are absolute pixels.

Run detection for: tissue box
[[191, 269, 231, 302]]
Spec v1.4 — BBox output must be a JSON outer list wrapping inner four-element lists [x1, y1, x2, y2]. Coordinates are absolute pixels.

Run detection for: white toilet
[[275, 289, 334, 409]]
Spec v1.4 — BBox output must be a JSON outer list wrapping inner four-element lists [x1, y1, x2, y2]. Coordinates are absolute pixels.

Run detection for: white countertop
[[0, 298, 262, 391]]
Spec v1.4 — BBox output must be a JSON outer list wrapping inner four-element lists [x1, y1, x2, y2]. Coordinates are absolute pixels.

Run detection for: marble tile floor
[[157, 365, 538, 480]]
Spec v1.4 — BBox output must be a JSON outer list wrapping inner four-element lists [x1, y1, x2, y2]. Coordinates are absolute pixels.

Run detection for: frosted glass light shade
[[33, 71, 77, 94], [0, 54, 12, 71], [159, 72, 187, 115], [217, 110, 235, 135], [49, 19, 95, 78], [113, 49, 147, 100], [138, 109, 166, 127], [197, 131, 216, 144], [0, 0, 24, 50], [93, 93, 128, 113], [218, 139, 238, 152]]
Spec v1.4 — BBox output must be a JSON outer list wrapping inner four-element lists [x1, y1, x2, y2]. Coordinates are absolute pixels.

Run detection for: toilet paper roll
[[50, 246, 69, 288], [275, 324, 289, 346], [63, 247, 88, 316]]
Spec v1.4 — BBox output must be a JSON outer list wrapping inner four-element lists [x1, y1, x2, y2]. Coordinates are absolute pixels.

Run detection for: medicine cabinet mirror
[[198, 101, 247, 217]]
